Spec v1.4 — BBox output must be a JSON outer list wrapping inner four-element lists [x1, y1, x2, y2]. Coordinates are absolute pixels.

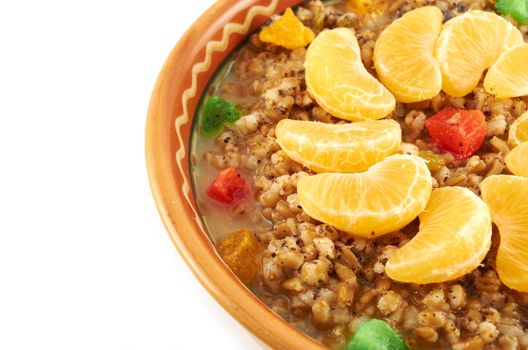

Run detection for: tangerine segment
[[305, 28, 396, 121], [374, 6, 443, 103], [505, 142, 528, 177], [385, 187, 492, 284], [297, 155, 432, 238], [480, 175, 528, 292], [259, 8, 314, 50], [435, 10, 523, 97], [485, 43, 528, 98], [275, 119, 401, 173], [509, 111, 528, 147]]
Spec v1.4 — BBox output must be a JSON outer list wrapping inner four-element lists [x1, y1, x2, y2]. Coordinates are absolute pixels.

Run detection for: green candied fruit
[[200, 96, 240, 137], [419, 150, 446, 172], [346, 319, 409, 350], [496, 0, 528, 25]]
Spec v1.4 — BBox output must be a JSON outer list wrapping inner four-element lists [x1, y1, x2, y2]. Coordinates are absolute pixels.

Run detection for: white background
[[0, 1, 261, 349]]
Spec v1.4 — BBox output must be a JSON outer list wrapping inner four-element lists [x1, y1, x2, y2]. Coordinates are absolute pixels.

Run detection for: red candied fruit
[[207, 167, 248, 205], [425, 108, 487, 160]]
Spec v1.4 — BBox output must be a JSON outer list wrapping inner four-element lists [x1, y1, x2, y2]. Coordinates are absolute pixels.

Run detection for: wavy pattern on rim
[[174, 0, 279, 229]]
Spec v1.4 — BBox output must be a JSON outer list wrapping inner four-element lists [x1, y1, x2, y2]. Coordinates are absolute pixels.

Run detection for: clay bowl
[[145, 0, 326, 348]]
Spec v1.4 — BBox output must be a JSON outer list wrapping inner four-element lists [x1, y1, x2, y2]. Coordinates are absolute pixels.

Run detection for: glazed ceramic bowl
[[145, 0, 325, 348]]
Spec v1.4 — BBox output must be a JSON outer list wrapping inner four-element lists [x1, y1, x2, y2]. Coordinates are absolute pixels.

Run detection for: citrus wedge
[[275, 119, 401, 173], [297, 155, 432, 238], [485, 43, 528, 98], [386, 187, 492, 284], [509, 111, 528, 147], [505, 141, 528, 177], [305, 28, 396, 121], [373, 6, 443, 103], [480, 175, 528, 292], [435, 10, 523, 97]]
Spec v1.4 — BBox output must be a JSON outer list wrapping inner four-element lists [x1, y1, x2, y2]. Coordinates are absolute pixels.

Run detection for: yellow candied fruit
[[419, 150, 445, 172], [347, 0, 388, 15], [258, 8, 314, 50], [218, 229, 260, 284]]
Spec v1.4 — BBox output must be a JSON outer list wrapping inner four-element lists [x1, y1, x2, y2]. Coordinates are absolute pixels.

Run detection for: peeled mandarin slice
[[480, 175, 528, 292], [435, 10, 523, 97], [275, 119, 401, 173], [259, 8, 314, 50], [506, 141, 528, 177], [509, 111, 528, 147], [305, 28, 396, 121], [386, 187, 492, 284], [485, 43, 528, 98], [373, 6, 443, 103], [297, 155, 432, 238]]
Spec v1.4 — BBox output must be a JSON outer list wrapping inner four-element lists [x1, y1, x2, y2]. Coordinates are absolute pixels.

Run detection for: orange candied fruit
[[217, 229, 260, 284], [258, 8, 314, 50], [347, 0, 388, 15]]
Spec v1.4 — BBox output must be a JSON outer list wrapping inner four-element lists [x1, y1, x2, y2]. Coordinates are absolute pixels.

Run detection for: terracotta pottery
[[145, 0, 325, 348]]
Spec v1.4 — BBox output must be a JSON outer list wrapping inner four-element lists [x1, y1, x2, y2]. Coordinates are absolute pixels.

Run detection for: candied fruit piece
[[347, 319, 409, 350], [419, 150, 445, 172], [425, 108, 486, 160], [218, 229, 259, 284], [258, 8, 314, 50], [207, 167, 247, 204], [200, 96, 240, 137], [496, 0, 528, 25], [347, 0, 389, 15]]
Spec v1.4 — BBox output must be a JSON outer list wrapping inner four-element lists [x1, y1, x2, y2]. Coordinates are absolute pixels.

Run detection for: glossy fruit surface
[[374, 6, 443, 102], [207, 167, 248, 204], [275, 119, 401, 173], [509, 111, 528, 147], [297, 155, 432, 238], [495, 0, 528, 25], [435, 10, 523, 97], [485, 43, 528, 98], [505, 142, 528, 177], [305, 28, 395, 121], [346, 319, 409, 350], [425, 108, 486, 159], [386, 187, 492, 284], [481, 175, 528, 292], [218, 229, 259, 284], [259, 8, 314, 49]]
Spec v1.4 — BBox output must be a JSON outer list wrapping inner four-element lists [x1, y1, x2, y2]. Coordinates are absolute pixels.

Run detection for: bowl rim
[[145, 0, 326, 348]]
